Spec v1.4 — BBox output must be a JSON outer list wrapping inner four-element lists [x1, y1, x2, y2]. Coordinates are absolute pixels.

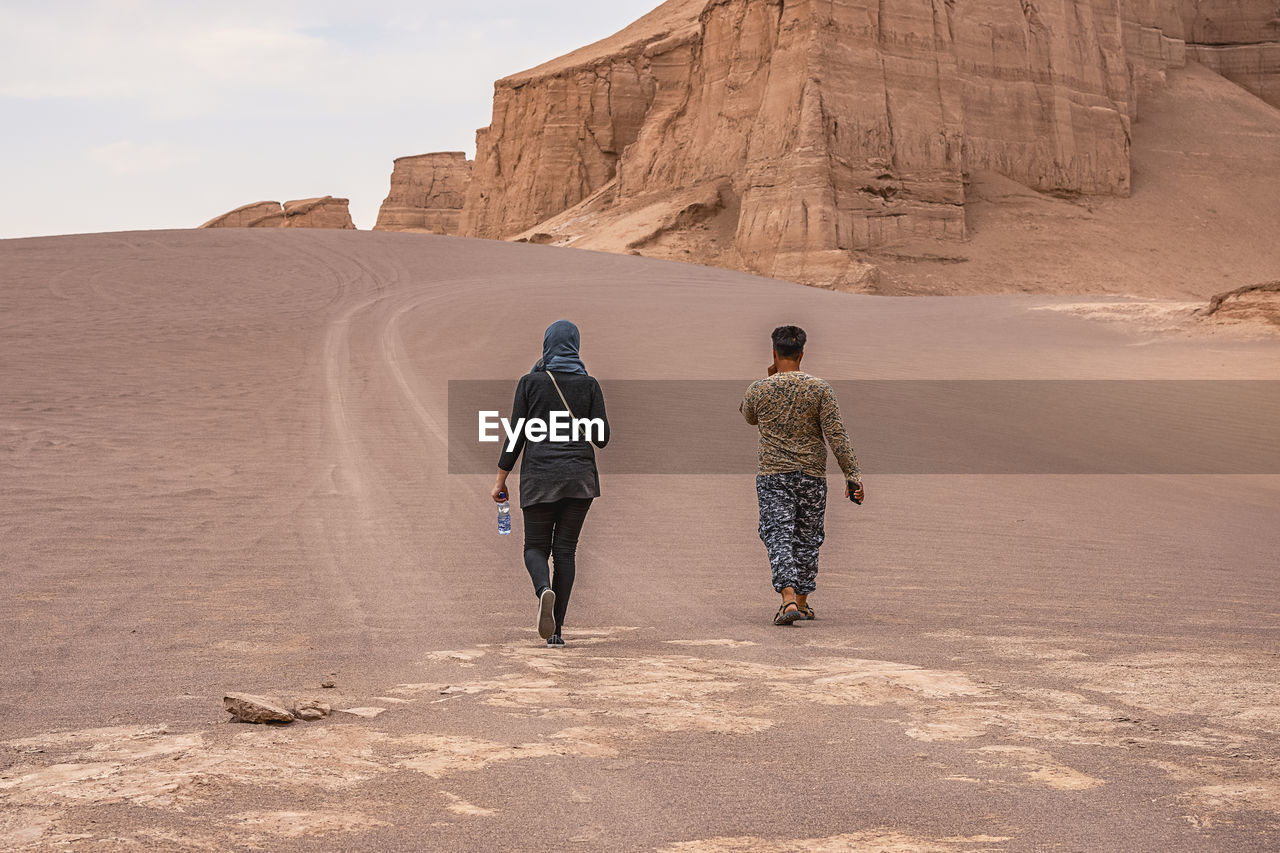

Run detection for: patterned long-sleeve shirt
[[740, 371, 861, 481]]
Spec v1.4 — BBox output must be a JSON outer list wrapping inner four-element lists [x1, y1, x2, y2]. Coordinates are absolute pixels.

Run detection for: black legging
[[522, 497, 593, 633]]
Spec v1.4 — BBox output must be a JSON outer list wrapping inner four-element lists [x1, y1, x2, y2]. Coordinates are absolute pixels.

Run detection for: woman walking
[[492, 320, 610, 646]]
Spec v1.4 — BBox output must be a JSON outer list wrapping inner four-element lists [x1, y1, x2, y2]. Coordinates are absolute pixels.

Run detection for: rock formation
[[374, 152, 472, 234], [1188, 43, 1280, 108], [1180, 1, 1280, 44], [1123, 1, 1280, 108], [279, 197, 357, 230], [223, 693, 295, 724], [1205, 281, 1280, 326], [452, 0, 1280, 290], [1122, 1, 1190, 98], [460, 0, 1142, 287], [201, 197, 356, 230], [199, 201, 285, 229]]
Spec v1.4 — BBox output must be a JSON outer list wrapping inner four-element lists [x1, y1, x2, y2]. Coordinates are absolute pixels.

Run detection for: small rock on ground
[[223, 693, 295, 724], [292, 699, 332, 721]]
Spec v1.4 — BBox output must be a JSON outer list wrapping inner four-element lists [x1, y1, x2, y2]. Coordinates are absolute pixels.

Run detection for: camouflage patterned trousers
[[755, 471, 827, 595]]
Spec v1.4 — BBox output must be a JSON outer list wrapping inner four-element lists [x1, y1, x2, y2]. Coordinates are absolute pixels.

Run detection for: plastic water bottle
[[497, 493, 511, 536]]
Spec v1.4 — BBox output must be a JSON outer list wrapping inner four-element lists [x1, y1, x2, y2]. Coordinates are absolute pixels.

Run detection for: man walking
[[741, 326, 863, 625]]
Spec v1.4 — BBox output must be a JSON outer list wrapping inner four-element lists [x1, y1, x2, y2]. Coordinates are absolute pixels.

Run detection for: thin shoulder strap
[[545, 371, 577, 420]]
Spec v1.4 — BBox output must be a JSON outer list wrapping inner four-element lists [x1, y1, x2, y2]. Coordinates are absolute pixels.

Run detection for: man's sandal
[[773, 601, 804, 626], [797, 603, 815, 620]]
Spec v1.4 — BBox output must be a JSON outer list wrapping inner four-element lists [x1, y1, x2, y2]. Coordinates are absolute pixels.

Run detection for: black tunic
[[497, 372, 610, 507]]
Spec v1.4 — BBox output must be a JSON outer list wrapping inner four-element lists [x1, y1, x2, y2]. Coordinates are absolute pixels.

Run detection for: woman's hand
[[492, 473, 509, 503]]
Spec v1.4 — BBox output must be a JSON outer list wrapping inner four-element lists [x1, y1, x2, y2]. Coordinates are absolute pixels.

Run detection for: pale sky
[[0, 0, 660, 238]]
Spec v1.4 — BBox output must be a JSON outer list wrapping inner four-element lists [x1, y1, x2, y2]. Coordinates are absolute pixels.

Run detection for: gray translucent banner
[[448, 380, 1280, 475]]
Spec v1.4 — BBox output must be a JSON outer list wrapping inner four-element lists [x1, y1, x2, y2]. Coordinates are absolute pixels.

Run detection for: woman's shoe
[[773, 601, 803, 626], [797, 603, 815, 620], [537, 588, 557, 639], [547, 634, 565, 647]]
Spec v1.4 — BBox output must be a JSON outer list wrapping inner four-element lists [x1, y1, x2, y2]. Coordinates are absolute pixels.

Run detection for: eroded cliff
[[374, 152, 473, 234], [435, 0, 1280, 293], [1124, 0, 1280, 107], [460, 0, 1152, 287]]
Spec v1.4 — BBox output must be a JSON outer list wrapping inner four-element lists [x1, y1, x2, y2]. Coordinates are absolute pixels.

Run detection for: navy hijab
[[533, 320, 588, 375]]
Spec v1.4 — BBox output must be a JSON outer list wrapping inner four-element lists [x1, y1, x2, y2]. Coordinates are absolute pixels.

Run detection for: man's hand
[[845, 481, 865, 503], [492, 474, 509, 503]]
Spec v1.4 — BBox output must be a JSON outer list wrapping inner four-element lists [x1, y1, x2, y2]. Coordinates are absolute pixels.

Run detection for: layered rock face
[[1122, 1, 1280, 107], [374, 152, 473, 234], [1121, 0, 1189, 97], [201, 197, 356, 230], [1188, 43, 1280, 108], [449, 0, 1280, 289], [1183, 1, 1280, 109], [460, 0, 1143, 287], [279, 197, 356, 229], [1206, 282, 1280, 326], [1180, 2, 1279, 44]]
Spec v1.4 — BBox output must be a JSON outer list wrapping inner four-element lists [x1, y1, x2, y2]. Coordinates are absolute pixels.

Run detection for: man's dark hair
[[771, 325, 806, 358]]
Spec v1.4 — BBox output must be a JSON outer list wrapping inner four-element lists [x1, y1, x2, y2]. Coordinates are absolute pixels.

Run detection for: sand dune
[[2, 230, 1279, 850]]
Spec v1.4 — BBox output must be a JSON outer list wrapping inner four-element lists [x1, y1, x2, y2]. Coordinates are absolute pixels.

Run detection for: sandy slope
[[1, 230, 1279, 851]]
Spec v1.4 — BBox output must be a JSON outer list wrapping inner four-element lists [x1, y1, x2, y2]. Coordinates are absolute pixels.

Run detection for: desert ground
[[2, 229, 1279, 851]]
